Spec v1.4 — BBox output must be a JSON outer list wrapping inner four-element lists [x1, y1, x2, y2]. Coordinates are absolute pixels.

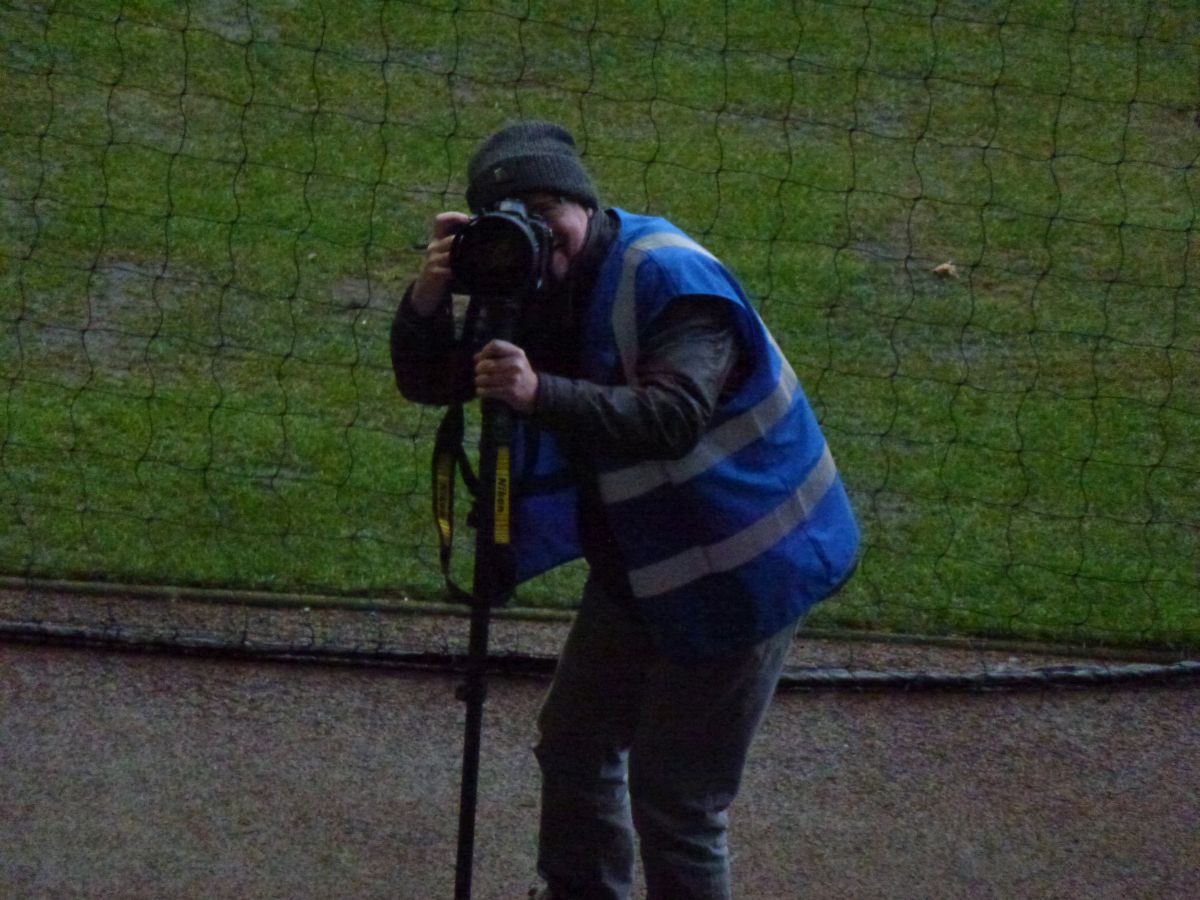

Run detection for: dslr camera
[[449, 199, 553, 297]]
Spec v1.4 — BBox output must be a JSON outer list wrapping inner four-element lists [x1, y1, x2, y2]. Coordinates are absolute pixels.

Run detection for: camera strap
[[431, 401, 478, 604], [430, 295, 485, 604], [429, 294, 521, 607]]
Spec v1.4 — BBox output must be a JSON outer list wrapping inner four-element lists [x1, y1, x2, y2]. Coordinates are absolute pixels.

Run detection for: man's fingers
[[431, 211, 470, 240], [474, 339, 521, 361], [474, 361, 518, 383], [470, 340, 537, 414]]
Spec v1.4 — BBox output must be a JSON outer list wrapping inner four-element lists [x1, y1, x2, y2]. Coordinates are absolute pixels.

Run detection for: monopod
[[452, 296, 518, 900]]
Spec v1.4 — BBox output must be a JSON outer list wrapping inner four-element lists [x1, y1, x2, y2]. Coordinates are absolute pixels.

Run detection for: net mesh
[[1, 0, 1197, 665]]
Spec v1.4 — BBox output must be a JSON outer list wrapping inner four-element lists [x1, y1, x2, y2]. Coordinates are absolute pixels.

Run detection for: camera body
[[449, 199, 553, 297]]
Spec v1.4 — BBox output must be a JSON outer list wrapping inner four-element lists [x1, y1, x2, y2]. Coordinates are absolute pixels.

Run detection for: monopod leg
[[454, 410, 514, 897], [453, 296, 518, 899], [454, 595, 491, 900]]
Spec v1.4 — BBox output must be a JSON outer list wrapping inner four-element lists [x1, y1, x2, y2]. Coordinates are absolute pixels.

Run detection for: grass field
[[1, 0, 1197, 650]]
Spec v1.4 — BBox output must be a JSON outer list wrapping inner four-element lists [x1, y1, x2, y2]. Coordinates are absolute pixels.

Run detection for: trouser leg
[[535, 578, 799, 900], [534, 580, 650, 900], [630, 618, 797, 900]]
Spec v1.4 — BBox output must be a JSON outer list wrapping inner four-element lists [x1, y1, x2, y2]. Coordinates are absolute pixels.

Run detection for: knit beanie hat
[[466, 121, 599, 213]]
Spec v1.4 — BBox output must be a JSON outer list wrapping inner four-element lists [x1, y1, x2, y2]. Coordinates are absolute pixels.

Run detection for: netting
[[1, 0, 1197, 664]]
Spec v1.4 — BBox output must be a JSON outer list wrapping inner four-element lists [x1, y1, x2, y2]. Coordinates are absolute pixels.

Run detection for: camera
[[449, 199, 553, 297]]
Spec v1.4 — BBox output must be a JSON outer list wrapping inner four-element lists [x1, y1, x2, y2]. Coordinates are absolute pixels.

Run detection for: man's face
[[523, 194, 594, 282]]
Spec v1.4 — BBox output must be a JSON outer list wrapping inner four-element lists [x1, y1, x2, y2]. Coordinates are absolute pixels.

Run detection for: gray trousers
[[534, 579, 798, 900]]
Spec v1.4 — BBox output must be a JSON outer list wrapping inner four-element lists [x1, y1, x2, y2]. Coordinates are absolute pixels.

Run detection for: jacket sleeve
[[389, 285, 475, 406], [532, 295, 744, 460]]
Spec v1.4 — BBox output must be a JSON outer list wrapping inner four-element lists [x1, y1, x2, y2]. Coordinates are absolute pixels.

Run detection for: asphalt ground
[[3, 605, 1198, 899]]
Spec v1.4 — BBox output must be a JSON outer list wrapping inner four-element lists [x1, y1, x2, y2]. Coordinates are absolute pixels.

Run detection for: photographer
[[390, 121, 859, 900]]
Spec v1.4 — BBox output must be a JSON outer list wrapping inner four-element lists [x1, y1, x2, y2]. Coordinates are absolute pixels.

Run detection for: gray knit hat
[[465, 121, 598, 214]]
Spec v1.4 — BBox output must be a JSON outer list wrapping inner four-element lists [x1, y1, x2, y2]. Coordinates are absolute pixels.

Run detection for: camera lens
[[453, 216, 536, 294], [448, 198, 554, 294]]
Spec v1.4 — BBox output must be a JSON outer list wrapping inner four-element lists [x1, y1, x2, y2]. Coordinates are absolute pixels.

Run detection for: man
[[391, 121, 859, 900]]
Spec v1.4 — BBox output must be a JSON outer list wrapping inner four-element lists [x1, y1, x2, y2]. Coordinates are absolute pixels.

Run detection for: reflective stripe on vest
[[599, 355, 800, 504], [626, 443, 839, 598], [612, 231, 717, 385]]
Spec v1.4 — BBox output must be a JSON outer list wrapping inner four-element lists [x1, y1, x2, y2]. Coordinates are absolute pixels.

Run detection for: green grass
[[1, 0, 1197, 651]]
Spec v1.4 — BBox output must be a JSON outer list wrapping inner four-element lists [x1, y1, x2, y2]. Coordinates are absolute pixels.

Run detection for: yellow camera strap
[[429, 294, 519, 607], [431, 402, 477, 604]]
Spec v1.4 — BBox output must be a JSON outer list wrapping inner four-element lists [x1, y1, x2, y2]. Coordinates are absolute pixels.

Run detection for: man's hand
[[474, 340, 538, 414], [411, 211, 471, 316]]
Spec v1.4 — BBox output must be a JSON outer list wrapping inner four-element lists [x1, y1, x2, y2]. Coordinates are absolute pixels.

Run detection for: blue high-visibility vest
[[512, 210, 860, 660]]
